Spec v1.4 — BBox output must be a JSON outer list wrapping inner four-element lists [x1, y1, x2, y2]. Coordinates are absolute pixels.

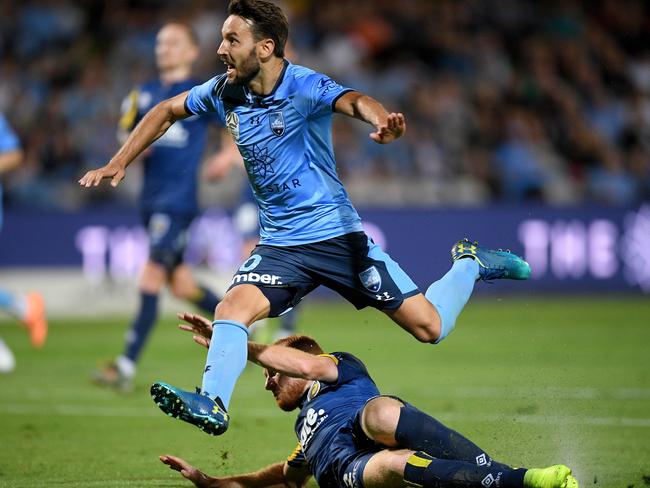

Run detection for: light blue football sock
[[201, 320, 249, 410], [425, 258, 479, 343]]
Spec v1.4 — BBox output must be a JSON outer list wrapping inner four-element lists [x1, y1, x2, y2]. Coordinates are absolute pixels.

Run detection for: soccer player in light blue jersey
[[80, 0, 530, 434], [158, 312, 578, 488], [0, 113, 48, 372], [91, 23, 222, 391]]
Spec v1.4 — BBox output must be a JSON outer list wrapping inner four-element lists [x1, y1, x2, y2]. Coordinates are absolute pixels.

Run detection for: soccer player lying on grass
[[158, 313, 578, 488]]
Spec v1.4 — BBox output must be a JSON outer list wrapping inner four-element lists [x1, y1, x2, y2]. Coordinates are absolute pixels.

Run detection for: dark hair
[[227, 0, 288, 57], [273, 334, 323, 355]]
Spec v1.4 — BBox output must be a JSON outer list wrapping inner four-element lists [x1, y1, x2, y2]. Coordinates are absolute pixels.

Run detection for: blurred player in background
[[91, 23, 223, 391], [159, 312, 578, 488], [0, 113, 48, 373], [81, 0, 530, 432]]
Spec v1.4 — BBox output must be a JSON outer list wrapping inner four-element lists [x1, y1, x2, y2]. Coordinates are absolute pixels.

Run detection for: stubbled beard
[[229, 48, 260, 85], [275, 381, 306, 411]]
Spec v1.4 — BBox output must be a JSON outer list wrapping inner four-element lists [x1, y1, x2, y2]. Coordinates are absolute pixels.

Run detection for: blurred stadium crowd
[[1, 0, 649, 208]]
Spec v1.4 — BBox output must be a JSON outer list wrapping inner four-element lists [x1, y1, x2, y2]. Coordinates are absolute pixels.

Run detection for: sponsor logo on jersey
[[226, 111, 240, 142], [299, 407, 328, 448], [241, 144, 276, 178], [359, 266, 382, 293], [269, 111, 285, 136]]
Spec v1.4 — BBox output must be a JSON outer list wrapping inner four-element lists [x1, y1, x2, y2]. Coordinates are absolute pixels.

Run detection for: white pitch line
[[1, 403, 649, 427]]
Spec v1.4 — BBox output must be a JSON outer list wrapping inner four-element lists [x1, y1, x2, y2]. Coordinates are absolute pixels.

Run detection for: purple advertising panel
[[1, 204, 648, 294]]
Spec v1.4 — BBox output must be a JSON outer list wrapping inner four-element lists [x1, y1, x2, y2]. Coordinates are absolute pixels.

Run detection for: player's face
[[218, 15, 261, 85], [264, 369, 308, 412], [155, 24, 198, 72]]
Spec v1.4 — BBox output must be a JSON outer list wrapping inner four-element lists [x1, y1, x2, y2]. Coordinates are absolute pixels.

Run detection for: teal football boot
[[151, 382, 229, 435], [451, 238, 531, 281]]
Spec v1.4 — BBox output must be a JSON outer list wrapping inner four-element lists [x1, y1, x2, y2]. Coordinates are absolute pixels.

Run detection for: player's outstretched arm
[[160, 455, 218, 488], [78, 91, 191, 188], [0, 149, 23, 176], [334, 91, 406, 144], [176, 312, 338, 382], [248, 342, 339, 382], [160, 456, 307, 488]]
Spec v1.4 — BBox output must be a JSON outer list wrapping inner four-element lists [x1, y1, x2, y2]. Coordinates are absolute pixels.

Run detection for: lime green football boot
[[565, 475, 579, 488], [451, 238, 531, 281], [523, 464, 573, 488]]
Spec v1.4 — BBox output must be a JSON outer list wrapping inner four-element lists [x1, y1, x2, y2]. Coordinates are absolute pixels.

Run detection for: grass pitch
[[0, 297, 649, 487]]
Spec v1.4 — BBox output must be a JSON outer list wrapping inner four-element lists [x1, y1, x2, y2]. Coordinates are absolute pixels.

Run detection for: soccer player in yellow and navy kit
[[0, 113, 48, 373], [158, 312, 578, 488], [80, 0, 530, 431], [91, 23, 222, 391]]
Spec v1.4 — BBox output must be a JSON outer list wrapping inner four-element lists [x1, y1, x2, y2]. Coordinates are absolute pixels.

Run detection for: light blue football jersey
[[185, 61, 364, 246], [0, 113, 21, 230]]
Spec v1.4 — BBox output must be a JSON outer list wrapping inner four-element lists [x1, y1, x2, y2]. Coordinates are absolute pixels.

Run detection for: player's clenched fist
[[78, 161, 126, 188]]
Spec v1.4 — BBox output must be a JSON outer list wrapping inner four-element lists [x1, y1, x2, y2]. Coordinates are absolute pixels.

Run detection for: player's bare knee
[[361, 397, 402, 446], [214, 289, 267, 325], [214, 297, 237, 319], [169, 282, 190, 299]]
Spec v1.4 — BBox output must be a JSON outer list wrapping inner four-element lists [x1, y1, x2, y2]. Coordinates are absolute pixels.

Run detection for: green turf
[[1, 297, 649, 487]]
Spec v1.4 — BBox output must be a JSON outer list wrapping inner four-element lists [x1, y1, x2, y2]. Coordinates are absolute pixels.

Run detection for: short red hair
[[273, 334, 323, 355]]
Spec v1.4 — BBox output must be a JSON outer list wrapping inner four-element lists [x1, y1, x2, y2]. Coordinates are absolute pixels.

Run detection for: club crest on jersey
[[226, 111, 240, 142], [359, 266, 382, 293], [307, 381, 321, 401], [269, 111, 285, 136]]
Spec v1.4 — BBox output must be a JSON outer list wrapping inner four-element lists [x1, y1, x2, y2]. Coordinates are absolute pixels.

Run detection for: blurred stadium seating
[[1, 0, 649, 208]]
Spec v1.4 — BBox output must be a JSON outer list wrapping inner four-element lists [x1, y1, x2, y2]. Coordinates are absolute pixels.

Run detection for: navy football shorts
[[228, 231, 420, 317], [312, 412, 378, 488], [320, 395, 407, 488], [143, 211, 194, 272]]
